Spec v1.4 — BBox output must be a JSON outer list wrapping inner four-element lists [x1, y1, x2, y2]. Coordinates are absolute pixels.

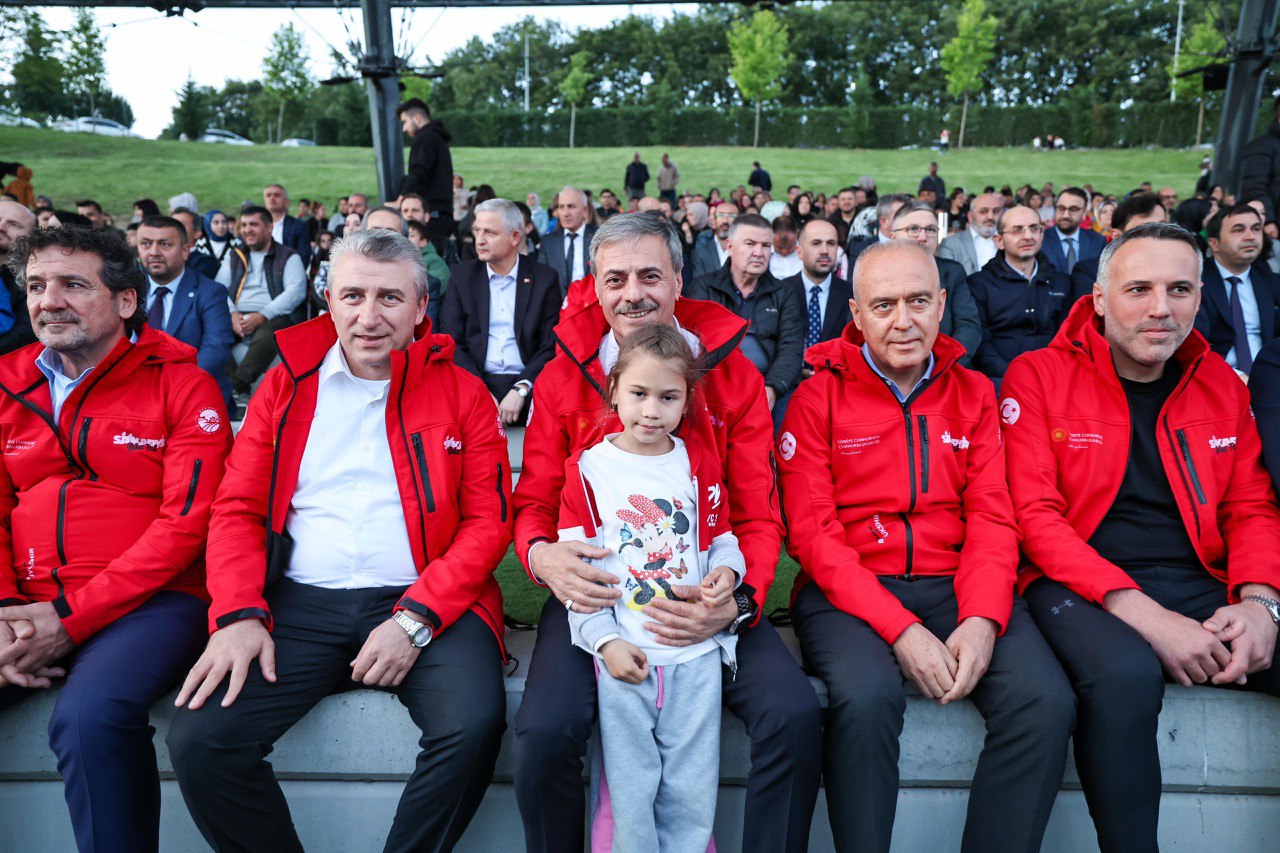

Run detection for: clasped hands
[[0, 602, 74, 689]]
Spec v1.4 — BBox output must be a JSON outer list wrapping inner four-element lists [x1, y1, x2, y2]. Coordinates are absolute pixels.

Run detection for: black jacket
[[748, 168, 772, 192], [783, 271, 852, 346], [624, 161, 650, 189], [1242, 120, 1280, 225], [684, 263, 805, 395], [967, 252, 1072, 378], [1069, 256, 1100, 303], [400, 121, 454, 212], [936, 257, 982, 366], [1248, 335, 1280, 495], [1193, 261, 1280, 364], [439, 256, 561, 388], [0, 267, 35, 356]]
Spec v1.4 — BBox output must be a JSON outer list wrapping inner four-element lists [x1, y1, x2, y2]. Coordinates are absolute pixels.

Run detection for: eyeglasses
[[1001, 224, 1044, 237], [893, 225, 940, 237]]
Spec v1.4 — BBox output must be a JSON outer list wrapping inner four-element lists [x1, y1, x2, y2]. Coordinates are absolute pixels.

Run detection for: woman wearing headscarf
[[196, 209, 239, 282]]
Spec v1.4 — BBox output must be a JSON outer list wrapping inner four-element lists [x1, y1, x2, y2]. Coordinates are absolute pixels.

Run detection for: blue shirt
[[1215, 261, 1261, 368], [861, 343, 935, 403], [483, 264, 525, 375], [35, 347, 95, 422]]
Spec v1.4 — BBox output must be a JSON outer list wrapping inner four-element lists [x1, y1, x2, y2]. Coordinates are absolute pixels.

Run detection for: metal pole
[[1171, 0, 1184, 103], [361, 0, 402, 202], [1216, 0, 1279, 194]]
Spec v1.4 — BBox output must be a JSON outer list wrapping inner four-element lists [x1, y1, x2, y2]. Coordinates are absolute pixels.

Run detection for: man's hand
[[1105, 589, 1230, 686], [642, 586, 736, 646], [175, 619, 276, 710], [1203, 586, 1279, 685], [0, 619, 64, 689], [230, 311, 245, 337], [528, 541, 618, 613], [350, 618, 421, 687], [891, 622, 957, 701], [940, 617, 997, 704], [765, 386, 777, 411], [0, 602, 74, 675], [240, 312, 267, 335], [498, 389, 524, 426], [600, 638, 649, 685], [699, 566, 736, 611]]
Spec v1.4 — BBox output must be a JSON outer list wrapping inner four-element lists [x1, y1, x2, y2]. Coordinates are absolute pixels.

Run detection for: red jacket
[[777, 325, 1017, 644], [513, 298, 783, 619], [1001, 296, 1280, 603], [205, 316, 511, 653], [0, 329, 231, 643], [559, 274, 597, 322]]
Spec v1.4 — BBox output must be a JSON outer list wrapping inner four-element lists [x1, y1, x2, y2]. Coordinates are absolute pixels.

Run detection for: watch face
[[412, 626, 433, 647]]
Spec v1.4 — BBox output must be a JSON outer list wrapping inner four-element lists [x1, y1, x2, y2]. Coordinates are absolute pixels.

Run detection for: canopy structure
[[4, 0, 1277, 199]]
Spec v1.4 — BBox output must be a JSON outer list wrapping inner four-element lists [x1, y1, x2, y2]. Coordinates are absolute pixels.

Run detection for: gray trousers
[[594, 651, 722, 853]]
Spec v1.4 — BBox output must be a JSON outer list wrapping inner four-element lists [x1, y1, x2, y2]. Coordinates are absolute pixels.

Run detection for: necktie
[[149, 286, 170, 331], [1228, 276, 1253, 373], [806, 285, 823, 350], [1064, 237, 1077, 270], [564, 231, 577, 281]]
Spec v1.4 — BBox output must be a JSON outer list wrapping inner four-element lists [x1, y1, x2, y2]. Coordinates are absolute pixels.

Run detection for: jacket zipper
[[181, 459, 203, 517], [495, 463, 507, 522], [918, 415, 930, 493], [902, 407, 917, 578], [1163, 419, 1202, 539], [1175, 429, 1207, 505], [411, 433, 437, 513], [77, 417, 96, 481]]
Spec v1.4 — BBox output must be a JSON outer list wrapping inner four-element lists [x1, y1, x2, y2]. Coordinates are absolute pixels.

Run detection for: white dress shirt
[[566, 225, 588, 282], [272, 217, 285, 244], [715, 239, 730, 270], [1216, 261, 1262, 368], [972, 230, 998, 269], [769, 251, 803, 280], [284, 343, 418, 589], [483, 262, 526, 375], [800, 271, 833, 331], [600, 321, 702, 374]]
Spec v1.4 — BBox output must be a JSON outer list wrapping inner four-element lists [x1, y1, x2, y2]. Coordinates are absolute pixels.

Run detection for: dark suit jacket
[[186, 251, 221, 281], [536, 225, 596, 291], [154, 268, 235, 407], [936, 257, 982, 366], [690, 231, 725, 281], [1194, 261, 1280, 363], [784, 271, 852, 346], [1069, 256, 1101, 303], [1041, 227, 1104, 275], [439, 256, 561, 387], [278, 215, 312, 268]]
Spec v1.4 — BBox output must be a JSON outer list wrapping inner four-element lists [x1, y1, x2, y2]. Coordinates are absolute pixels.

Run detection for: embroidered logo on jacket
[[778, 431, 797, 461], [4, 438, 35, 457], [113, 432, 166, 451], [443, 436, 463, 454], [196, 408, 222, 434], [940, 430, 970, 451], [1208, 435, 1237, 453], [1000, 398, 1020, 426], [869, 514, 889, 544], [707, 483, 723, 509]]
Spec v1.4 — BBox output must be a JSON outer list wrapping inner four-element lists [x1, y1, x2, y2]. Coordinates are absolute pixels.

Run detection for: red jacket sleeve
[[1001, 357, 1141, 603], [777, 379, 920, 644], [396, 378, 512, 630], [204, 368, 288, 633], [59, 369, 231, 642], [1219, 394, 1280, 598], [0, 441, 23, 606], [512, 374, 572, 585], [952, 381, 1017, 633], [722, 360, 784, 621]]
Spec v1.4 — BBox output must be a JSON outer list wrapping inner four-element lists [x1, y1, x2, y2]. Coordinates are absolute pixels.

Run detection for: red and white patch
[[778, 431, 797, 461], [196, 408, 222, 434], [1000, 398, 1020, 426]]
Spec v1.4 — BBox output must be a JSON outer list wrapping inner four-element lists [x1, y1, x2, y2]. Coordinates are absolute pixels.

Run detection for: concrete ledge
[[3, 630, 1280, 851]]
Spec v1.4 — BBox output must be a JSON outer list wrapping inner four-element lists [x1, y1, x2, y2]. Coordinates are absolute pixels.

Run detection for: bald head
[[0, 200, 37, 260]]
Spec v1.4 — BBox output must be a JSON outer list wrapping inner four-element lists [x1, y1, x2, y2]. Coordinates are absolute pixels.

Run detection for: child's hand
[[701, 566, 736, 611], [601, 639, 649, 685]]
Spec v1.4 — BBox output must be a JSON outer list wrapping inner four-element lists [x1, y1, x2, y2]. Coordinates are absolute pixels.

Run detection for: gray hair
[[328, 229, 431, 301], [851, 240, 938, 301], [474, 198, 525, 235], [876, 193, 911, 223], [588, 211, 684, 275], [892, 199, 935, 224], [361, 205, 409, 237], [1096, 222, 1203, 293], [727, 212, 771, 241], [559, 186, 588, 207]]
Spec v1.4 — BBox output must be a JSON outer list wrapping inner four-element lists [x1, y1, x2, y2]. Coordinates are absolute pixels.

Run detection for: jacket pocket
[[918, 415, 930, 493], [411, 433, 437, 513], [180, 459, 203, 517], [496, 462, 507, 522], [1175, 429, 1208, 505]]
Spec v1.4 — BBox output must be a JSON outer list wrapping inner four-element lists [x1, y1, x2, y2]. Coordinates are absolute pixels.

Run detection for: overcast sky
[[38, 3, 687, 138]]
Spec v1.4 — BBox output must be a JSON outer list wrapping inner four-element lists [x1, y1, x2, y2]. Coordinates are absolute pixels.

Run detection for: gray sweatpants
[[592, 651, 722, 853]]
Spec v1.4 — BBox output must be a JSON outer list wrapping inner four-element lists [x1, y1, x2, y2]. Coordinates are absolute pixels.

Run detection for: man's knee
[[445, 695, 506, 755], [47, 684, 147, 759], [513, 688, 594, 757], [826, 673, 905, 733], [742, 672, 823, 749], [991, 676, 1078, 741], [1077, 646, 1164, 718], [166, 708, 256, 785]]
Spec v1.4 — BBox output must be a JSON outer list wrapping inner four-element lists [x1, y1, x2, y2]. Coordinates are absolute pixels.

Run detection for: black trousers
[[512, 596, 823, 853], [793, 579, 1076, 853], [166, 580, 506, 853], [483, 373, 531, 422], [1025, 567, 1280, 853]]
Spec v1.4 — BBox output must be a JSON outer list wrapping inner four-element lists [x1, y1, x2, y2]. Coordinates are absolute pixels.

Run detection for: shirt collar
[[486, 262, 517, 282], [1056, 228, 1077, 244], [860, 343, 934, 403], [599, 319, 702, 375], [801, 271, 833, 292], [35, 346, 77, 381], [1215, 260, 1250, 285], [147, 274, 181, 296], [318, 341, 390, 399]]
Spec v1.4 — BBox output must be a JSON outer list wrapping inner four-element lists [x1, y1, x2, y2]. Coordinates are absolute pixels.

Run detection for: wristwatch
[[515, 381, 531, 399], [394, 611, 434, 647], [727, 590, 759, 635], [1243, 595, 1280, 626]]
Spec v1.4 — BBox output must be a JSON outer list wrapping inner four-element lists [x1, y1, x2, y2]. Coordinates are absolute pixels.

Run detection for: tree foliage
[[728, 10, 789, 105], [262, 23, 314, 141], [10, 12, 66, 118], [1169, 8, 1228, 102], [62, 10, 107, 117], [941, 0, 997, 100]]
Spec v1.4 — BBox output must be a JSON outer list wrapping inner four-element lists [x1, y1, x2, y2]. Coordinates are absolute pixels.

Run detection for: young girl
[[560, 323, 746, 853]]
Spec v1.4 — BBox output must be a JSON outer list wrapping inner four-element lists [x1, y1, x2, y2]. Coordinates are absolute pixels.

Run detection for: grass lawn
[[497, 547, 801, 625], [3, 126, 1205, 222]]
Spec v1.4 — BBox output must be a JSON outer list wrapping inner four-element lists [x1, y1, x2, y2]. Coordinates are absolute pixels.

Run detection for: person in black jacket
[[624, 153, 650, 201], [1069, 192, 1167, 302], [397, 98, 456, 245], [683, 213, 804, 426], [440, 198, 560, 425], [1241, 96, 1280, 240], [748, 161, 772, 193], [968, 205, 1072, 380], [0, 199, 37, 354], [1249, 335, 1280, 496]]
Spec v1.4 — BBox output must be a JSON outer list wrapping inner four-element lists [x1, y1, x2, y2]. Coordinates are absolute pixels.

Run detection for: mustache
[[36, 311, 78, 325], [614, 299, 658, 315], [1136, 320, 1179, 334]]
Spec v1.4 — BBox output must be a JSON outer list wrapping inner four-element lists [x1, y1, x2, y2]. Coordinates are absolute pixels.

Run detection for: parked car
[[0, 112, 40, 129], [280, 138, 316, 147], [200, 128, 254, 146], [53, 117, 137, 137]]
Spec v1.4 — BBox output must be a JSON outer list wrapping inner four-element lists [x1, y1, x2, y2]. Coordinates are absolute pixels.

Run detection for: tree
[[558, 49, 592, 148], [728, 10, 790, 148], [11, 11, 68, 119], [62, 9, 107, 118], [940, 0, 997, 149], [262, 23, 313, 143], [167, 75, 211, 141], [1168, 9, 1228, 146]]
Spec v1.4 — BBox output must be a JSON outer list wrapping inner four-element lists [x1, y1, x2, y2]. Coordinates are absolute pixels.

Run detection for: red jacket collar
[[803, 320, 966, 384], [1050, 295, 1210, 386], [273, 314, 456, 380], [552, 297, 750, 371], [0, 324, 196, 393]]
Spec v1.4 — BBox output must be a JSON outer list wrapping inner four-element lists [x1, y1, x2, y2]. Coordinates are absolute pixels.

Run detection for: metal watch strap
[[1243, 595, 1280, 625]]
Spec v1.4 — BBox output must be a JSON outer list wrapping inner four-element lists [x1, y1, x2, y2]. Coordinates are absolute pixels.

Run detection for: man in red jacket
[[1002, 222, 1280, 852], [0, 225, 231, 852], [166, 229, 511, 852], [512, 212, 822, 853], [778, 240, 1075, 853]]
